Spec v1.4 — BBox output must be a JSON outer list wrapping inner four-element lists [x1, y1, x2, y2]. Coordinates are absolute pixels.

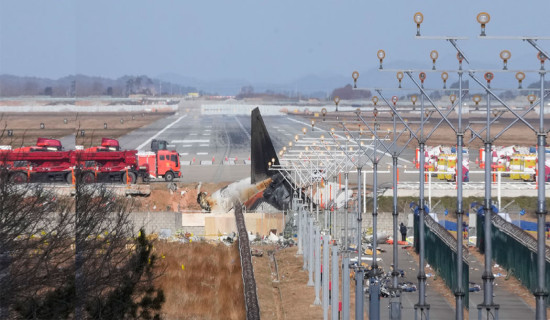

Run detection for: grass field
[[154, 241, 245, 319]]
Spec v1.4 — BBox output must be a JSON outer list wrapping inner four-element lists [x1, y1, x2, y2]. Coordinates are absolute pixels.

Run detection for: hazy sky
[[1, 0, 549, 84]]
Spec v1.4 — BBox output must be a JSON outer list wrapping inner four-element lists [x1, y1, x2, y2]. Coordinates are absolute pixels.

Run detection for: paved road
[[375, 243, 455, 319], [468, 252, 536, 320]]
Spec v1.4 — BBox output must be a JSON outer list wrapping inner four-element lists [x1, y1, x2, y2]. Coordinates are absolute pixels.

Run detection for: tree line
[[0, 75, 197, 98]]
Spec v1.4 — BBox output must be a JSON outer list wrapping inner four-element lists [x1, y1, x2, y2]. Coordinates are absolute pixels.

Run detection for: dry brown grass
[[155, 241, 245, 320]]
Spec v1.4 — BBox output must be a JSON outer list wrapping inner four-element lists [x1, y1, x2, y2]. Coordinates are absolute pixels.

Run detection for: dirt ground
[[154, 241, 245, 320], [252, 244, 324, 319], [0, 112, 170, 147], [134, 182, 231, 212], [252, 244, 361, 319]]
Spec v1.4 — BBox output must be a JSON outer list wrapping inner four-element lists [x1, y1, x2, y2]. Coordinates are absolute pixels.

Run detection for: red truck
[[137, 139, 181, 182], [1, 137, 181, 184]]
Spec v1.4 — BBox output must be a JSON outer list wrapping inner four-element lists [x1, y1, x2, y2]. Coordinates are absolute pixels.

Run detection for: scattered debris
[[251, 248, 264, 257], [197, 191, 211, 212], [469, 282, 481, 292], [268, 232, 279, 242]]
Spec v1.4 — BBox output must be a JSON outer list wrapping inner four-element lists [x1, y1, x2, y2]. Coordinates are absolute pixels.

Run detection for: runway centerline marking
[[137, 115, 187, 151], [234, 116, 251, 140], [197, 152, 209, 155]]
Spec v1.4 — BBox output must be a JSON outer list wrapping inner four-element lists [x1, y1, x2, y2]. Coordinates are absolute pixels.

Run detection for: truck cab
[[137, 147, 181, 182], [156, 150, 181, 181]]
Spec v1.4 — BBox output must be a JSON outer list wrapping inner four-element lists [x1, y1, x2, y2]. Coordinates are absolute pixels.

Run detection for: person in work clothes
[[400, 222, 407, 242]]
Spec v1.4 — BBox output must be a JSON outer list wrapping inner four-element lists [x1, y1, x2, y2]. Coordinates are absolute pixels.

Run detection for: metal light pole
[[369, 108, 381, 320], [455, 67, 465, 320], [478, 74, 499, 319], [332, 244, 339, 320], [315, 225, 322, 305], [390, 110, 402, 320], [355, 166, 364, 320], [323, 232, 330, 320], [535, 65, 547, 320], [415, 81, 430, 320], [308, 217, 315, 286], [342, 255, 351, 320], [345, 172, 349, 249]]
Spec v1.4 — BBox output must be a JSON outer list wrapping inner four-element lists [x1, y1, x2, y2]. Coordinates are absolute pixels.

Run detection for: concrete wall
[[130, 211, 284, 239], [131, 209, 409, 239], [130, 211, 182, 237], [362, 211, 410, 234], [204, 212, 284, 239]]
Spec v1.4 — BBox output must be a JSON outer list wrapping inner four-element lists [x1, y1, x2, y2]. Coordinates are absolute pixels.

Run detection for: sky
[[1, 0, 549, 87]]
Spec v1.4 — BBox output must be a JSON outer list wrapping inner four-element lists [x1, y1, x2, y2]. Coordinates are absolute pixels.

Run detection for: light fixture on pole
[[397, 71, 404, 88], [419, 72, 427, 88], [321, 108, 327, 121], [516, 72, 526, 89], [430, 50, 439, 70], [414, 12, 424, 36], [352, 71, 360, 88], [441, 71, 449, 89], [391, 95, 398, 106], [334, 95, 340, 113], [450, 93, 457, 102], [457, 52, 464, 70], [372, 96, 379, 106], [476, 12, 490, 37], [311, 120, 315, 131], [450, 94, 457, 107], [484, 72, 494, 89], [538, 52, 547, 70], [500, 50, 511, 70], [377, 50, 386, 69], [473, 94, 482, 110], [411, 95, 417, 110]]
